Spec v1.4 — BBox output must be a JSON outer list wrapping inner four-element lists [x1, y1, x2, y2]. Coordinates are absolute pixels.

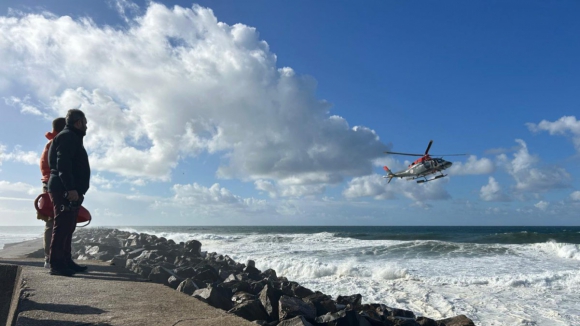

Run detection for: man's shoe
[[49, 267, 75, 277], [44, 261, 50, 269], [68, 261, 88, 273]]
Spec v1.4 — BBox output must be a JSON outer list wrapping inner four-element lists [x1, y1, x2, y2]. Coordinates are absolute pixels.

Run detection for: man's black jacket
[[47, 125, 91, 195]]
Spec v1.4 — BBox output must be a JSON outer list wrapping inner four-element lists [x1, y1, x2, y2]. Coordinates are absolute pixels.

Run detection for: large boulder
[[292, 285, 314, 299], [303, 292, 336, 316], [192, 286, 233, 311], [148, 266, 173, 286], [184, 240, 202, 256], [176, 278, 199, 295], [278, 315, 315, 326], [437, 315, 475, 326], [278, 295, 316, 321], [228, 299, 270, 322], [336, 294, 362, 311], [259, 284, 284, 321]]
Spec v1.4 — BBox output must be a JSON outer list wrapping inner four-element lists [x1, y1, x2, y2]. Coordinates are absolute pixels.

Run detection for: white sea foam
[[126, 229, 580, 326]]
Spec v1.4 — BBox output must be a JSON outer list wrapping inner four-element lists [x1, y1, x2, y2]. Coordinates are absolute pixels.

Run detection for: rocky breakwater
[[71, 228, 475, 326]]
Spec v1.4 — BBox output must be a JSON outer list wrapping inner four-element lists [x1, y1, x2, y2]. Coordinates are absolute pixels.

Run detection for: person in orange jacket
[[39, 117, 66, 269]]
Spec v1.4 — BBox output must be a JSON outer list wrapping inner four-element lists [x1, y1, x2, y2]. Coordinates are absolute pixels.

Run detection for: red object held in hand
[[34, 193, 92, 226]]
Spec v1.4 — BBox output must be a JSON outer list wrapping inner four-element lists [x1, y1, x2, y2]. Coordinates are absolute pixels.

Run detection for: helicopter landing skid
[[416, 174, 447, 183]]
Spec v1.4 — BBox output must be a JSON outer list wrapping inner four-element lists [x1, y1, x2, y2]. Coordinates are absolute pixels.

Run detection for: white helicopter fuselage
[[384, 158, 453, 183]]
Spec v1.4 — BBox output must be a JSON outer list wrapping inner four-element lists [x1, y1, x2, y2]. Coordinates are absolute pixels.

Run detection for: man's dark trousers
[[49, 191, 79, 269]]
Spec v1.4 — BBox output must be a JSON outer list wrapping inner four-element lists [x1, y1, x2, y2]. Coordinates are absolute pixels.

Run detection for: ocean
[[1, 226, 579, 326]]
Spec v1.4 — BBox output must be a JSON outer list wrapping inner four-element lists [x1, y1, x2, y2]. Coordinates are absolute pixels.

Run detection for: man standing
[[39, 117, 66, 269], [47, 109, 91, 276]]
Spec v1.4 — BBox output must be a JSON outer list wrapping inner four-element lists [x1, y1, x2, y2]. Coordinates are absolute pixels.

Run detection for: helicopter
[[383, 140, 465, 184]]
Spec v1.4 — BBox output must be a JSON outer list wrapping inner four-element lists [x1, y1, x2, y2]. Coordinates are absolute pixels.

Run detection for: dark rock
[[192, 285, 233, 311], [127, 248, 145, 259], [261, 268, 278, 281], [131, 263, 153, 278], [228, 299, 270, 322], [303, 292, 336, 316], [373, 304, 415, 320], [220, 280, 251, 294], [437, 315, 475, 326], [259, 284, 284, 321], [336, 294, 363, 311], [292, 285, 314, 299], [176, 278, 199, 295], [278, 315, 314, 326], [314, 309, 346, 323], [192, 264, 222, 285], [232, 291, 257, 304], [385, 316, 420, 326], [175, 267, 198, 279], [184, 239, 202, 256], [148, 265, 172, 286], [249, 280, 267, 295], [416, 316, 440, 326], [279, 295, 316, 321], [168, 275, 182, 289], [225, 273, 246, 282]]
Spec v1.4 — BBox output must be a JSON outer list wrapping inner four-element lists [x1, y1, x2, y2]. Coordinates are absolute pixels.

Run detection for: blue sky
[[0, 0, 579, 226]]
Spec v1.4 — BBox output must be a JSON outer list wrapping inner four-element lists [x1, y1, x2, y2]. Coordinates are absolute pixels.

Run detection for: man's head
[[66, 109, 87, 133], [52, 117, 66, 134]]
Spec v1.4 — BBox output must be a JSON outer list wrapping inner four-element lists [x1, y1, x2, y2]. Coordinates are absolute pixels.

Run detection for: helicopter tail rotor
[[383, 166, 394, 184]]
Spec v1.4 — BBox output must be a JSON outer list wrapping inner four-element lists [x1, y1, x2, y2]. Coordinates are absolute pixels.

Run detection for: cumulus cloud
[[0, 180, 38, 197], [4, 96, 49, 118], [448, 155, 494, 175], [498, 139, 570, 193], [342, 174, 395, 200], [480, 177, 510, 202], [0, 4, 387, 189], [171, 182, 269, 216], [534, 200, 549, 211], [343, 174, 450, 203], [0, 144, 39, 166], [571, 191, 580, 201], [527, 116, 580, 152]]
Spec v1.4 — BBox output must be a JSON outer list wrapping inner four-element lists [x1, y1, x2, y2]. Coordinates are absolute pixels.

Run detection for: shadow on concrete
[[17, 316, 112, 326], [19, 300, 106, 315], [0, 260, 149, 283]]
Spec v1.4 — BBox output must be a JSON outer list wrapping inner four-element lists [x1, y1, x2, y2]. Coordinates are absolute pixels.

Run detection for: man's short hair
[[66, 109, 86, 126], [52, 117, 66, 133]]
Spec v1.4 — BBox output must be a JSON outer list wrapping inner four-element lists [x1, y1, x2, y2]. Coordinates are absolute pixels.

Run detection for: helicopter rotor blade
[[430, 153, 468, 156], [425, 140, 433, 155], [384, 151, 424, 157]]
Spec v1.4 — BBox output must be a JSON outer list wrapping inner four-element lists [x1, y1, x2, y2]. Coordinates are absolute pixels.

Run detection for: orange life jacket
[[40, 132, 56, 183]]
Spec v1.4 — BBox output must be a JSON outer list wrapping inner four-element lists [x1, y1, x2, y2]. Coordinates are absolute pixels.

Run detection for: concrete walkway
[[1, 239, 255, 326]]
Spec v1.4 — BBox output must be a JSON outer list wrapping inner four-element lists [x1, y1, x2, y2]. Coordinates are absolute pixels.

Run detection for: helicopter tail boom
[[383, 166, 394, 184]]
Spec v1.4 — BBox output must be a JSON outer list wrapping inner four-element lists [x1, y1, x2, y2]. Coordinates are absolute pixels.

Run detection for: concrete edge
[[0, 264, 22, 326]]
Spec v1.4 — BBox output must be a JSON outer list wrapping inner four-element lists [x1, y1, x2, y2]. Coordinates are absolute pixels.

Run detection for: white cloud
[[0, 4, 388, 190], [527, 116, 580, 152], [3, 96, 50, 118], [448, 155, 495, 175], [171, 182, 269, 216], [343, 174, 450, 203], [534, 200, 549, 211], [0, 144, 39, 166], [108, 0, 140, 23], [499, 139, 570, 193], [0, 180, 38, 196], [571, 191, 580, 201], [342, 174, 394, 200], [480, 177, 510, 202]]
